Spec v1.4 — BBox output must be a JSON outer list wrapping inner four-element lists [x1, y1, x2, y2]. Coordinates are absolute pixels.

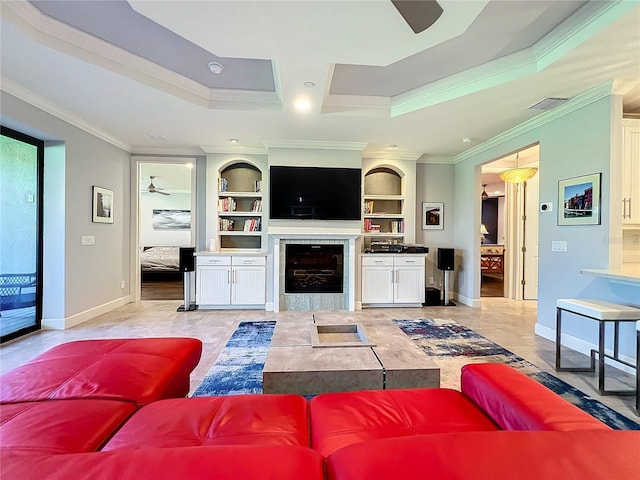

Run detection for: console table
[[555, 299, 640, 403]]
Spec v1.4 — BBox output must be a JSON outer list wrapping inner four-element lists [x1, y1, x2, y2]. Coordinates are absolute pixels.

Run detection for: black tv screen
[[270, 166, 361, 220]]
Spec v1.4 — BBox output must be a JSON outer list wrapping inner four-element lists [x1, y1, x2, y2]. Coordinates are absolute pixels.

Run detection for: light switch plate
[[551, 240, 567, 252], [81, 235, 95, 246]]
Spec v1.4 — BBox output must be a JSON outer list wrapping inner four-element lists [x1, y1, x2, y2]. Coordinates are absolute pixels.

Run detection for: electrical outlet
[[632, 235, 640, 246], [120, 280, 125, 289], [428, 276, 434, 284]]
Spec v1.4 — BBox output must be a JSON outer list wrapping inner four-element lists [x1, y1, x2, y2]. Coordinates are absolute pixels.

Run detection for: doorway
[[0, 126, 43, 341], [481, 145, 539, 300], [135, 159, 196, 301]]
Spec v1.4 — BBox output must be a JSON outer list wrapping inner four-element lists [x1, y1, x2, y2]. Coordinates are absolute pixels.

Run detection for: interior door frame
[[130, 156, 198, 302]]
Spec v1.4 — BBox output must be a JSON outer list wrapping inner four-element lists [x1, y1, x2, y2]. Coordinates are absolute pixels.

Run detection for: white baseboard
[[453, 292, 477, 308], [42, 295, 131, 330], [535, 322, 637, 376]]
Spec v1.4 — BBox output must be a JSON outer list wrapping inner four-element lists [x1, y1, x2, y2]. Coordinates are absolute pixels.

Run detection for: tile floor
[[0, 297, 637, 421]]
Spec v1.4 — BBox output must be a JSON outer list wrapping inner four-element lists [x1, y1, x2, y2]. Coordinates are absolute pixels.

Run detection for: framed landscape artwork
[[92, 186, 114, 224], [153, 209, 191, 230], [558, 173, 601, 226], [422, 202, 444, 230]]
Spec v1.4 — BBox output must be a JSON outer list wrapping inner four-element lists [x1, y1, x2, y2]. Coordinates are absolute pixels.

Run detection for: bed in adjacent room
[[140, 246, 181, 280]]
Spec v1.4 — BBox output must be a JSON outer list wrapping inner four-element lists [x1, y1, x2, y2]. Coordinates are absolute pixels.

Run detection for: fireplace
[[285, 244, 344, 293]]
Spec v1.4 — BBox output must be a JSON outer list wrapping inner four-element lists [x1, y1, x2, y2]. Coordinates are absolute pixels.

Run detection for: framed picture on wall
[[558, 173, 601, 226], [92, 186, 114, 224], [422, 202, 444, 230]]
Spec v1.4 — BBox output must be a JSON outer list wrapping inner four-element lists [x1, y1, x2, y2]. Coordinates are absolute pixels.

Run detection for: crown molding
[[129, 146, 204, 156], [3, 1, 282, 112], [453, 81, 614, 164], [1, 78, 130, 151], [200, 145, 268, 155], [362, 151, 423, 162], [416, 156, 455, 164], [263, 140, 369, 151], [390, 1, 634, 117]]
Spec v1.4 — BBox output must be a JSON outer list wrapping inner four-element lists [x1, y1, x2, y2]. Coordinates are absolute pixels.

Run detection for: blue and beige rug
[[192, 318, 639, 430], [192, 321, 275, 397], [393, 318, 639, 430]]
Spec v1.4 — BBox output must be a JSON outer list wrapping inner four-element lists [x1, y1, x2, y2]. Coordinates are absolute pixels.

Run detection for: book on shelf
[[254, 180, 262, 192], [219, 218, 235, 231], [218, 197, 236, 212], [243, 218, 261, 232], [251, 199, 262, 212], [363, 200, 374, 214], [218, 177, 228, 192]]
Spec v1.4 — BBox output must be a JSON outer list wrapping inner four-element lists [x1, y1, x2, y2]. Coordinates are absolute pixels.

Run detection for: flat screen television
[[270, 166, 361, 220]]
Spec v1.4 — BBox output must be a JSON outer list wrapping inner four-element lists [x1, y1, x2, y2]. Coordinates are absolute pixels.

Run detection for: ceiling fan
[[146, 176, 170, 195], [391, 0, 443, 34]]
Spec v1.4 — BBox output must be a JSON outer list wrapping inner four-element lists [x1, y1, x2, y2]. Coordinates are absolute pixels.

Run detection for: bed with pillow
[[140, 246, 181, 280]]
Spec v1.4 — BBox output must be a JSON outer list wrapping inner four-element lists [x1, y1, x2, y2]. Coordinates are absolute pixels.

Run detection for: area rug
[[393, 318, 640, 430], [191, 321, 275, 397]]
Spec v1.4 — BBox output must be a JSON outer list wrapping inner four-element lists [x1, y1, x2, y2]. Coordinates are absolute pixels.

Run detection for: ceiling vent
[[528, 97, 569, 111]]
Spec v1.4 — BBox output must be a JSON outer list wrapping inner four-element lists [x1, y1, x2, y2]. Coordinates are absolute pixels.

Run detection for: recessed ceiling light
[[304, 81, 315, 88], [294, 98, 311, 112], [208, 61, 223, 74], [229, 138, 239, 144], [462, 137, 472, 144], [387, 144, 399, 150]]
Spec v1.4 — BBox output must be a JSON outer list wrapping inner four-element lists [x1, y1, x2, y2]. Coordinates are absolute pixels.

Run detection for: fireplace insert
[[285, 244, 344, 293]]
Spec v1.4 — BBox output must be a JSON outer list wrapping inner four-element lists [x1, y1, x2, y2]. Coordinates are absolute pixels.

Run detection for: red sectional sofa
[[1, 339, 639, 479]]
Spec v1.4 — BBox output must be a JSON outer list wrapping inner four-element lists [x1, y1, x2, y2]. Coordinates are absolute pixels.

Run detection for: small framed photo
[[558, 173, 601, 226], [422, 202, 444, 230], [92, 186, 114, 224]]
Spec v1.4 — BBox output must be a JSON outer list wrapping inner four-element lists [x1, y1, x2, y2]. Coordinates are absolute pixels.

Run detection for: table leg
[[598, 321, 606, 395], [555, 308, 562, 370]]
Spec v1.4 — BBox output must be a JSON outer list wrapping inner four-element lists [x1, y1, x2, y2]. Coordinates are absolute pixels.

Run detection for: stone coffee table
[[262, 316, 440, 395]]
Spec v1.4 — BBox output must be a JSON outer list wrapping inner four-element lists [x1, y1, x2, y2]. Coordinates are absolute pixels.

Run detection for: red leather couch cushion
[[461, 363, 611, 431], [325, 430, 640, 480], [103, 394, 310, 450], [0, 338, 202, 405], [2, 445, 325, 480], [0, 399, 136, 454], [310, 387, 498, 457]]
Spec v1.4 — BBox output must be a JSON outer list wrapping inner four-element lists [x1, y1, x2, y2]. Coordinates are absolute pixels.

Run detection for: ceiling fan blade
[[391, 0, 443, 34], [156, 190, 170, 196]]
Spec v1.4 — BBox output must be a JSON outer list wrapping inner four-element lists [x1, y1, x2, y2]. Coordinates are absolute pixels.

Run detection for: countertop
[[195, 250, 266, 257], [580, 264, 640, 285]]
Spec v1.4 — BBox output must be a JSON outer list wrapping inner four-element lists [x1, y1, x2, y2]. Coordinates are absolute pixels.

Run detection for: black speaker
[[437, 248, 454, 271], [179, 247, 195, 272]]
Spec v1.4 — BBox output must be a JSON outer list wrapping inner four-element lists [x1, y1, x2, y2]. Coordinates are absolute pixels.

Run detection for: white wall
[[140, 192, 191, 247], [1, 91, 131, 328], [453, 88, 638, 360]]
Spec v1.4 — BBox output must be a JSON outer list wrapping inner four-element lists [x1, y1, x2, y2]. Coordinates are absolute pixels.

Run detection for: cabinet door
[[622, 125, 640, 224], [393, 256, 425, 304], [196, 266, 231, 305], [362, 265, 395, 304], [231, 266, 266, 305]]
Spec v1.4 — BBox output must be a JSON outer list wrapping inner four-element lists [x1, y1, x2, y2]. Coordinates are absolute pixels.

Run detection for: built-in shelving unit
[[362, 167, 405, 250], [217, 162, 264, 250]]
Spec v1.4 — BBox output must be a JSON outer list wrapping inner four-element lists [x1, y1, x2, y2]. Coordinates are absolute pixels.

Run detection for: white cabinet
[[196, 255, 266, 308], [361, 254, 425, 306], [622, 121, 640, 225]]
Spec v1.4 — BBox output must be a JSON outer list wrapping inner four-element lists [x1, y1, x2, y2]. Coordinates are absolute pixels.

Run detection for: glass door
[[0, 126, 43, 342]]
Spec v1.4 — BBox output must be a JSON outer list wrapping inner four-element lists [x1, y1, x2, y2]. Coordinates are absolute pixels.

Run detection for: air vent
[[528, 98, 569, 110]]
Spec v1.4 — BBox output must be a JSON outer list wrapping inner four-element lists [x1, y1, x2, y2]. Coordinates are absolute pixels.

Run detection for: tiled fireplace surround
[[271, 234, 359, 312]]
